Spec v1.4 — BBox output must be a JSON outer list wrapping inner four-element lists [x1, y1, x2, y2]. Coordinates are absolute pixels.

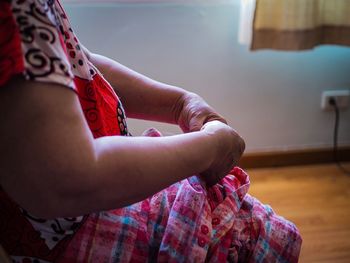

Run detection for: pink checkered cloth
[[59, 167, 302, 262]]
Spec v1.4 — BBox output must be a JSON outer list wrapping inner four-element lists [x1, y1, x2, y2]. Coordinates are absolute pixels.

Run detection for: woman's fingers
[[141, 128, 162, 137], [200, 121, 245, 186]]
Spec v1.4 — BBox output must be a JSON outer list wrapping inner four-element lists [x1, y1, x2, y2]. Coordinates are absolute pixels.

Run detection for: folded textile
[[58, 168, 301, 262]]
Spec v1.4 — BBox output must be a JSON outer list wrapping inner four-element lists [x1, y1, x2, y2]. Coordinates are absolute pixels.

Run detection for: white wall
[[63, 1, 350, 153]]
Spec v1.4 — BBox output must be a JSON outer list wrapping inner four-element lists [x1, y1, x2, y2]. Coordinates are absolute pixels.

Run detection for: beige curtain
[[251, 0, 350, 50]]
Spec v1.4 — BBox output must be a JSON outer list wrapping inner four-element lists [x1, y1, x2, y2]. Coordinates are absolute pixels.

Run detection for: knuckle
[[238, 136, 246, 154]]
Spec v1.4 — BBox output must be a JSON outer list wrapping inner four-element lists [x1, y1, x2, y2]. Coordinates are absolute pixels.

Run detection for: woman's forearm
[[76, 132, 215, 215], [88, 53, 189, 124]]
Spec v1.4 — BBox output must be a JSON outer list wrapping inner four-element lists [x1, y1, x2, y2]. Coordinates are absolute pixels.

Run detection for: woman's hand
[[140, 122, 245, 187], [176, 92, 227, 133], [200, 121, 245, 186], [175, 93, 245, 186]]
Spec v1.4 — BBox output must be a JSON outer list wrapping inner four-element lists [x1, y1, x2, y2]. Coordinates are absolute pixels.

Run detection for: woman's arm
[[85, 50, 227, 132], [0, 77, 243, 219], [87, 52, 188, 124]]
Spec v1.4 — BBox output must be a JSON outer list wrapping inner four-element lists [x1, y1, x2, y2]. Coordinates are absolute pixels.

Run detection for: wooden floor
[[247, 163, 350, 263]]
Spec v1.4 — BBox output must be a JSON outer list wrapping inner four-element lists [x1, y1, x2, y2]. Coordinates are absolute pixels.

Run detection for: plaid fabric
[[59, 167, 301, 262]]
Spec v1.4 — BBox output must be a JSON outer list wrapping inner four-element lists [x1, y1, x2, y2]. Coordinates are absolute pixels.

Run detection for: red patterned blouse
[[0, 0, 128, 262]]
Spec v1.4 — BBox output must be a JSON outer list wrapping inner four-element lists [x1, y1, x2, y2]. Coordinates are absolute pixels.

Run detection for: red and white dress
[[0, 1, 302, 262]]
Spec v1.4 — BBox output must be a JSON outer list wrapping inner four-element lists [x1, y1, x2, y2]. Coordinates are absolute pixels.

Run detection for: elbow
[[12, 188, 81, 219], [21, 199, 67, 220], [20, 190, 91, 219], [3, 172, 94, 219]]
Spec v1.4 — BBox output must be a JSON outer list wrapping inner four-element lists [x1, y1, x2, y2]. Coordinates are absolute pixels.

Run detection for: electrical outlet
[[321, 90, 350, 111]]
